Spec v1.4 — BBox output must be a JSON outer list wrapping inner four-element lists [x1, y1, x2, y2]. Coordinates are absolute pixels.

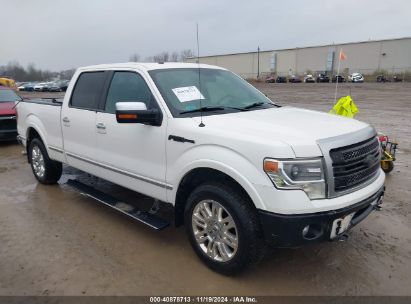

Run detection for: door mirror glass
[[115, 101, 162, 126]]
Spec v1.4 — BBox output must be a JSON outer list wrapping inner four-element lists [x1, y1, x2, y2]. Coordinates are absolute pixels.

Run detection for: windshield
[[0, 89, 22, 103], [149, 68, 274, 117]]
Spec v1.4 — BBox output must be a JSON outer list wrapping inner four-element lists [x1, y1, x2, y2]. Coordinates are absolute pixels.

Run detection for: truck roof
[[77, 62, 225, 72]]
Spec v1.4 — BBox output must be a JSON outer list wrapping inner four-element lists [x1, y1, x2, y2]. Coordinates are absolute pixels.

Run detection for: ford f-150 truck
[[16, 62, 385, 274]]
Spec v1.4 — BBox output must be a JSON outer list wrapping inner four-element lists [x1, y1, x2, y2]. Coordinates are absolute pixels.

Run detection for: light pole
[[257, 46, 260, 79]]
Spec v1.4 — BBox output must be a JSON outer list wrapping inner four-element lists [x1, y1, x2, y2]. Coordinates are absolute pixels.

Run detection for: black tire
[[28, 138, 62, 184], [381, 161, 394, 173], [184, 182, 266, 275]]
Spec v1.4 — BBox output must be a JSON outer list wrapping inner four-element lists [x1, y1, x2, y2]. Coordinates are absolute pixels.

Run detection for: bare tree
[[144, 56, 154, 62], [163, 52, 170, 62], [2, 61, 26, 80], [180, 49, 195, 61], [170, 51, 179, 62], [59, 69, 76, 80], [143, 49, 196, 63], [0, 61, 67, 81], [129, 53, 141, 62], [153, 51, 170, 63]]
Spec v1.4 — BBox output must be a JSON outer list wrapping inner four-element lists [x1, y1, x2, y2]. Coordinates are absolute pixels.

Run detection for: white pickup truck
[[17, 62, 385, 274]]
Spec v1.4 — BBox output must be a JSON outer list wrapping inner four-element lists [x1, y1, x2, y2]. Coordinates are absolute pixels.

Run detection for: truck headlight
[[263, 158, 326, 199]]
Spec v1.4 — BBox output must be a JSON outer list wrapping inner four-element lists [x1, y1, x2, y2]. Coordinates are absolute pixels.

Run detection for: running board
[[66, 179, 169, 230]]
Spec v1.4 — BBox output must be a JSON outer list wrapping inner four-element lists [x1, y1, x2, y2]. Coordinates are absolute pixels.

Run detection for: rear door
[[61, 71, 108, 177], [94, 70, 168, 201]]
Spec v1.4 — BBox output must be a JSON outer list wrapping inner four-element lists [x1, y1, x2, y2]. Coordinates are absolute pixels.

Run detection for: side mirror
[[115, 102, 162, 126]]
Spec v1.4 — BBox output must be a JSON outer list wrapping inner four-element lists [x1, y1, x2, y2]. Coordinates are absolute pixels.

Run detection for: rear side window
[[70, 72, 106, 110], [105, 72, 153, 114]]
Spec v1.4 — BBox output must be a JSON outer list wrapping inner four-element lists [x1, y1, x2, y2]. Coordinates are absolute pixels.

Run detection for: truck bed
[[21, 98, 63, 107]]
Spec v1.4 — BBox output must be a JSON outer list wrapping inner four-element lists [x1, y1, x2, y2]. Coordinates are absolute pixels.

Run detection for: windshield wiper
[[180, 106, 226, 114], [180, 103, 269, 115], [243, 102, 280, 110], [243, 102, 265, 110], [180, 106, 249, 114]]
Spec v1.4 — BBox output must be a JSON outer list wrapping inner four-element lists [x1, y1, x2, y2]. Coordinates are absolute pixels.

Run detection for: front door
[[94, 70, 168, 201]]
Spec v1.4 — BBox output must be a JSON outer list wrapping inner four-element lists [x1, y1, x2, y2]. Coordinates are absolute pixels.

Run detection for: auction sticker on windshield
[[172, 86, 205, 102]]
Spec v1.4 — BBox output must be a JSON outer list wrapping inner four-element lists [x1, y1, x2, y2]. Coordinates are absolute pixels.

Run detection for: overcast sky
[[2, 0, 411, 71]]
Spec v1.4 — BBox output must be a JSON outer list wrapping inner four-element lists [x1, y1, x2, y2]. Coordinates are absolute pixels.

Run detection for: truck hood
[[0, 102, 16, 116], [196, 106, 369, 157]]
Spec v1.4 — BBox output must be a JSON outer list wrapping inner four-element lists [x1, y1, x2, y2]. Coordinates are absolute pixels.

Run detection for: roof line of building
[[189, 36, 411, 59]]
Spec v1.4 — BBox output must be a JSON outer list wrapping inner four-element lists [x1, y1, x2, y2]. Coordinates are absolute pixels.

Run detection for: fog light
[[302, 224, 323, 240], [302, 225, 310, 237]]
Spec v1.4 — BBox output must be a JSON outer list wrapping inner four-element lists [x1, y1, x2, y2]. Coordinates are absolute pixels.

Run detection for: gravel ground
[[1, 83, 410, 296]]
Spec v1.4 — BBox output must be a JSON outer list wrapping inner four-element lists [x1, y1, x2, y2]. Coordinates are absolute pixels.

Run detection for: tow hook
[[373, 196, 384, 211], [335, 233, 349, 242], [374, 205, 382, 211]]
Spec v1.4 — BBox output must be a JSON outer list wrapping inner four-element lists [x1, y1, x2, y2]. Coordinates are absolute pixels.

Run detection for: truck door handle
[[62, 117, 70, 123], [96, 123, 106, 130]]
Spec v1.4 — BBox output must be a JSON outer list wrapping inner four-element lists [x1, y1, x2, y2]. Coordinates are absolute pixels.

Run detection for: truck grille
[[0, 116, 17, 130], [329, 137, 380, 192]]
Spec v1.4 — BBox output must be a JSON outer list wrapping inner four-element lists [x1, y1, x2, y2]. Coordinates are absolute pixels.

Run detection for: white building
[[185, 37, 411, 79]]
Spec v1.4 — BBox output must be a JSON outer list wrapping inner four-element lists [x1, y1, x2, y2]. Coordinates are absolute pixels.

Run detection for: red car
[[0, 86, 22, 141]]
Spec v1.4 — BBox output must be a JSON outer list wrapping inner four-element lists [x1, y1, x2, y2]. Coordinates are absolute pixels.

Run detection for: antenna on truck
[[197, 23, 205, 127]]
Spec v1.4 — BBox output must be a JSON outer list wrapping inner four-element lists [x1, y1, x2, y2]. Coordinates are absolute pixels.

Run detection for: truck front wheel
[[28, 138, 62, 184], [184, 182, 266, 275]]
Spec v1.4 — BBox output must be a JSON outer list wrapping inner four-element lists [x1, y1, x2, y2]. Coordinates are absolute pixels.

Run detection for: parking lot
[[1, 82, 410, 295]]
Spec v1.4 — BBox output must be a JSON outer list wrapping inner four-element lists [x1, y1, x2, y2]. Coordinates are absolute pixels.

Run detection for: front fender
[[167, 144, 273, 210]]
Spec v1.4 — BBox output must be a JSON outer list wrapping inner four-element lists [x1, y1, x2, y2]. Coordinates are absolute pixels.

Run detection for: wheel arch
[[174, 166, 264, 227], [26, 125, 47, 163]]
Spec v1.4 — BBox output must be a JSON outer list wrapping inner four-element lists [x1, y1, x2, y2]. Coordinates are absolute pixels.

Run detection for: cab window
[[70, 71, 106, 110], [105, 72, 154, 114]]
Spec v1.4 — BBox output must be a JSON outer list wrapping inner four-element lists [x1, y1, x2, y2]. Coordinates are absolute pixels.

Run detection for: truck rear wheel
[[29, 138, 62, 184], [184, 182, 266, 275]]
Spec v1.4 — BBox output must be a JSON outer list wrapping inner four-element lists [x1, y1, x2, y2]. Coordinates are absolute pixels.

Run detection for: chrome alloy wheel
[[31, 145, 45, 178], [191, 200, 238, 262]]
